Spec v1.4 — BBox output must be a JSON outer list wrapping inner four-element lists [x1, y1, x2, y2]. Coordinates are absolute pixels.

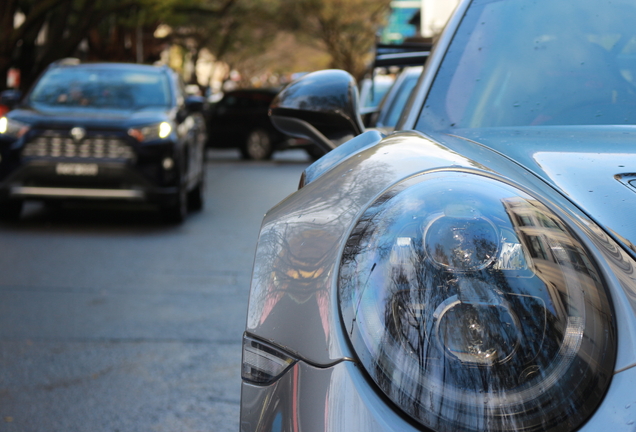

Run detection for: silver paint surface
[[243, 0, 636, 428], [449, 127, 636, 250], [241, 359, 636, 432], [246, 132, 636, 370]]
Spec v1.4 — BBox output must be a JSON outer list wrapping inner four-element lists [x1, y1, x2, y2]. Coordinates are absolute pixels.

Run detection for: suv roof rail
[[373, 43, 432, 68]]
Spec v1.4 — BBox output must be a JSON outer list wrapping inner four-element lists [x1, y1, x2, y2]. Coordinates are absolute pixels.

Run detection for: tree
[[163, 0, 283, 86], [225, 32, 330, 87], [1, 0, 155, 92], [279, 0, 393, 80], [1, 0, 64, 91], [0, 0, 233, 92], [1, 0, 393, 93]]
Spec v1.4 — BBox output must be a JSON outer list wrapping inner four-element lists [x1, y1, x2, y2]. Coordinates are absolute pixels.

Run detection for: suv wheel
[[187, 175, 205, 211], [0, 199, 23, 221], [163, 184, 187, 224], [241, 129, 274, 160]]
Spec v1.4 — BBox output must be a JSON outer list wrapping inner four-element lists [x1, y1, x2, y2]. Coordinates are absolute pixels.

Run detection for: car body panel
[[246, 131, 636, 372], [243, 0, 636, 429], [448, 127, 636, 252], [241, 360, 422, 432], [242, 358, 636, 432]]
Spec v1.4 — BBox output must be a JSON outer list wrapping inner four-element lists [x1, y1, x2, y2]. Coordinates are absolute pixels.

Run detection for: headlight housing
[[0, 117, 30, 139], [128, 121, 172, 142], [339, 172, 616, 432]]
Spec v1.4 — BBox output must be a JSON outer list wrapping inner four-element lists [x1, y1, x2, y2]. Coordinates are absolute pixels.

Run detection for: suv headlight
[[339, 171, 616, 432], [0, 117, 30, 138], [128, 121, 172, 142]]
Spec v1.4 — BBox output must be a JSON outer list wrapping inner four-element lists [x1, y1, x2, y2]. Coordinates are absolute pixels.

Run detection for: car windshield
[[29, 67, 172, 109], [417, 0, 636, 130]]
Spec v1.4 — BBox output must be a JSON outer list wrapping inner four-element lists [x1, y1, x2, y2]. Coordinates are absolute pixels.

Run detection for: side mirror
[[0, 89, 22, 110], [269, 69, 364, 153]]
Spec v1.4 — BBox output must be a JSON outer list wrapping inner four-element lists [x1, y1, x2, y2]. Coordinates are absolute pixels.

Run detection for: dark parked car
[[358, 74, 395, 119], [240, 0, 636, 431], [0, 60, 206, 223], [206, 88, 320, 160], [362, 42, 431, 129], [368, 65, 423, 131]]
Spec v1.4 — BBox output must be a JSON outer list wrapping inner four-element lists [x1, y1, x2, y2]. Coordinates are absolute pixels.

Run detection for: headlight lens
[[0, 116, 30, 138], [128, 121, 172, 142], [339, 172, 616, 432]]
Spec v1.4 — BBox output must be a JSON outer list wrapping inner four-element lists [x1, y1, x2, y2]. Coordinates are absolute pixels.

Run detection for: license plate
[[55, 163, 99, 176]]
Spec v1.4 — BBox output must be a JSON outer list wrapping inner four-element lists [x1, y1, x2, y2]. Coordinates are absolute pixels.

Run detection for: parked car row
[[368, 65, 423, 131], [241, 1, 636, 432], [204, 47, 431, 162], [358, 74, 395, 121]]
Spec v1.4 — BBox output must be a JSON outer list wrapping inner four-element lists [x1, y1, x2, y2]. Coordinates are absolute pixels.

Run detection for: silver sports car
[[240, 0, 636, 431]]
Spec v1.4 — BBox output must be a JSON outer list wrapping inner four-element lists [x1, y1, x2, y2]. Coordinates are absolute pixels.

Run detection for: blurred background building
[[382, 0, 460, 44]]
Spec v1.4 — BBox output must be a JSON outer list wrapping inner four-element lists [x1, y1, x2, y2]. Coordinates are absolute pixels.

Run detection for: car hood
[[9, 105, 174, 128], [448, 126, 636, 254]]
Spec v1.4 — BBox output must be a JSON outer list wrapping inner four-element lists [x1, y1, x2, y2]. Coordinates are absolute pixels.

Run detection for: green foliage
[[165, 0, 281, 58], [277, 0, 393, 79], [0, 0, 392, 91]]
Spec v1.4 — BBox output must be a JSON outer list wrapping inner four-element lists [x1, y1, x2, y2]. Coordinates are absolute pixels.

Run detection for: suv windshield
[[417, 0, 636, 130], [29, 67, 172, 109]]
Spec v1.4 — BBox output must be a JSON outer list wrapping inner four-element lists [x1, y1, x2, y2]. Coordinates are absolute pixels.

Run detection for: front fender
[[245, 130, 636, 368]]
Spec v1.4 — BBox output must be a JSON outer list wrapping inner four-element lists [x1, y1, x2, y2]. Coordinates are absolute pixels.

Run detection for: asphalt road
[[0, 149, 310, 432]]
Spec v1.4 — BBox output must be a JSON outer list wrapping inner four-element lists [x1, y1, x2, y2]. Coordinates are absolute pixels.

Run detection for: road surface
[[0, 149, 310, 432]]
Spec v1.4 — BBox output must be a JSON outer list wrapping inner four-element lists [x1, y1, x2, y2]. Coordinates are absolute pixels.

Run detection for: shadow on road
[[0, 201, 191, 233], [206, 148, 312, 164]]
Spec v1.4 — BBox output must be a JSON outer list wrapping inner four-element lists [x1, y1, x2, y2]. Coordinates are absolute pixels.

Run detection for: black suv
[[0, 60, 207, 222]]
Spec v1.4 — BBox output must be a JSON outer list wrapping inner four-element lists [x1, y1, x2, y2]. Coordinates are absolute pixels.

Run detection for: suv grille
[[23, 131, 135, 161]]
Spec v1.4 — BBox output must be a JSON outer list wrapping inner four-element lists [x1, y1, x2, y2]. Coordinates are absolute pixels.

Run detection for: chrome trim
[[11, 186, 144, 199], [376, 51, 430, 61], [22, 133, 135, 160], [70, 127, 86, 142]]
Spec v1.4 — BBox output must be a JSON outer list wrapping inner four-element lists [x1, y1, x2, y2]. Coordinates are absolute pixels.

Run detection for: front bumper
[[241, 360, 420, 432], [0, 159, 179, 207], [241, 359, 636, 432], [11, 186, 144, 200], [0, 123, 184, 207]]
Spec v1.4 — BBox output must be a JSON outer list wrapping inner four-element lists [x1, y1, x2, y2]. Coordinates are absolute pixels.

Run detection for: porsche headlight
[[0, 117, 30, 138], [339, 172, 616, 432], [128, 121, 172, 142]]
